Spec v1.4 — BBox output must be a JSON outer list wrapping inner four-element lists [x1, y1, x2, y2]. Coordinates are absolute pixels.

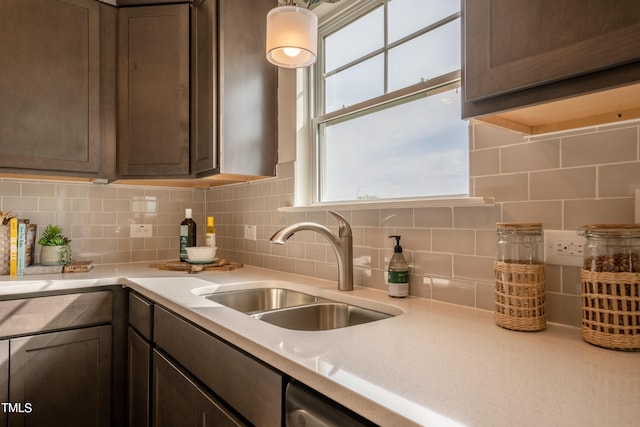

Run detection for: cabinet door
[[218, 0, 277, 177], [8, 326, 112, 427], [0, 340, 7, 427], [0, 0, 101, 174], [128, 328, 151, 427], [195, 0, 277, 177], [117, 4, 191, 177], [199, 388, 245, 427], [464, 0, 640, 102], [192, 0, 217, 174], [152, 350, 245, 427]]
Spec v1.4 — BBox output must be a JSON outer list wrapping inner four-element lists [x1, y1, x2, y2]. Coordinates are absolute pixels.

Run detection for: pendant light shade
[[266, 6, 318, 68]]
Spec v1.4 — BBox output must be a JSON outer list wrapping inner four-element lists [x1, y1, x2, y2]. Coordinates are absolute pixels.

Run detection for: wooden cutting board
[[149, 259, 242, 274]]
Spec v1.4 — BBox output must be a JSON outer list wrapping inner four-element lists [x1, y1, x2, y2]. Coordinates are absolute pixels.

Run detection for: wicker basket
[[0, 225, 9, 275], [494, 260, 546, 331], [581, 269, 640, 351]]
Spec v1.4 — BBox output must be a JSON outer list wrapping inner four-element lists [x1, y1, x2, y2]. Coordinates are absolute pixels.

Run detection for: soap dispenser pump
[[387, 235, 409, 298]]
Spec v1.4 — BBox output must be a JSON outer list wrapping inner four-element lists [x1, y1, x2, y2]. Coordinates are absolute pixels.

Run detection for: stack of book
[[8, 218, 37, 276]]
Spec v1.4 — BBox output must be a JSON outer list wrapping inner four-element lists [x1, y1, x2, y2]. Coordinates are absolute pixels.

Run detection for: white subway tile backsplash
[[545, 293, 581, 326], [598, 162, 640, 197], [453, 205, 500, 229], [475, 230, 497, 257], [501, 200, 563, 229], [475, 281, 494, 311], [22, 182, 57, 197], [396, 228, 430, 252], [57, 184, 89, 198], [564, 198, 635, 228], [0, 181, 21, 197], [473, 120, 525, 149], [414, 207, 452, 228], [380, 208, 413, 227], [474, 173, 529, 201], [4, 196, 39, 211], [469, 148, 499, 176], [432, 229, 475, 254], [432, 277, 476, 307], [561, 127, 638, 167], [501, 138, 560, 173], [453, 254, 494, 282], [530, 167, 596, 200]]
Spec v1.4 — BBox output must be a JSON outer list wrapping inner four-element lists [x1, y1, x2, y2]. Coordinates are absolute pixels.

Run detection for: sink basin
[[203, 288, 327, 314], [202, 285, 398, 331], [253, 302, 393, 331]]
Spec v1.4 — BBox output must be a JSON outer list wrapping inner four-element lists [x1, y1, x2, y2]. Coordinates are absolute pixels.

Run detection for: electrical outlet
[[543, 230, 585, 267], [244, 224, 257, 241], [130, 224, 152, 238], [556, 240, 584, 256]]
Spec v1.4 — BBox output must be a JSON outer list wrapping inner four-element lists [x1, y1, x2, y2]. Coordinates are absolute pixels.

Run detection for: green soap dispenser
[[388, 235, 409, 297]]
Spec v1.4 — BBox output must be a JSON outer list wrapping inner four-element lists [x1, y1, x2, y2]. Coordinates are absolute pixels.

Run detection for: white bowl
[[186, 246, 217, 263]]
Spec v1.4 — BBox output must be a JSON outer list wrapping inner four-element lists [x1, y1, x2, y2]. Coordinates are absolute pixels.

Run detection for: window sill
[[277, 196, 494, 212]]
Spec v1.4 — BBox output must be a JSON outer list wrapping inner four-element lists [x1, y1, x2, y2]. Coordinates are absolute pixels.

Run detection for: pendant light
[[265, 1, 318, 68]]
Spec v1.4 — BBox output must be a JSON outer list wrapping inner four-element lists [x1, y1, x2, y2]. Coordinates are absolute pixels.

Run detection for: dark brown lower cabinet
[[128, 292, 246, 427], [1, 340, 8, 427], [8, 325, 112, 427], [153, 306, 283, 426], [152, 350, 243, 427], [128, 328, 152, 427]]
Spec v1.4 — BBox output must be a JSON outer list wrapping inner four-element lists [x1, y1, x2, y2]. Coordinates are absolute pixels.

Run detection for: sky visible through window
[[321, 87, 468, 201], [318, 0, 468, 202]]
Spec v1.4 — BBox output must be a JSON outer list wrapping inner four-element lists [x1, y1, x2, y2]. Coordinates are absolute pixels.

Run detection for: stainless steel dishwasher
[[285, 381, 376, 427]]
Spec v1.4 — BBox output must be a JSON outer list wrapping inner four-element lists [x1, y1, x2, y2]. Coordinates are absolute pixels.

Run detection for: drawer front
[[129, 292, 153, 340], [154, 306, 283, 427], [0, 291, 112, 338]]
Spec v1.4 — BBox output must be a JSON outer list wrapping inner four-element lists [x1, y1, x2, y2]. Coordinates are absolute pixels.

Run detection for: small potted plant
[[38, 225, 72, 265]]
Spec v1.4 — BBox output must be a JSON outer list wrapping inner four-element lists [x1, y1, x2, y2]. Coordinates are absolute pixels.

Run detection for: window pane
[[388, 0, 459, 43], [320, 87, 468, 202], [324, 6, 384, 72], [388, 19, 460, 92], [325, 54, 384, 113]]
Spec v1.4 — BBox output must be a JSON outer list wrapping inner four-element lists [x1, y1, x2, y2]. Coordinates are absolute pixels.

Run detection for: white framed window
[[307, 0, 468, 205]]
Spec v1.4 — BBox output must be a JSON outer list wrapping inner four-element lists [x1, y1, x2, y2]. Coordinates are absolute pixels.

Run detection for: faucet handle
[[329, 211, 352, 237]]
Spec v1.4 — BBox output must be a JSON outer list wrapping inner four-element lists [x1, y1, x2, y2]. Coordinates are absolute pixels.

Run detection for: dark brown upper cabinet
[[194, 0, 278, 179], [462, 0, 640, 134], [1, 0, 275, 185], [117, 0, 277, 181], [0, 0, 114, 179], [117, 4, 191, 178]]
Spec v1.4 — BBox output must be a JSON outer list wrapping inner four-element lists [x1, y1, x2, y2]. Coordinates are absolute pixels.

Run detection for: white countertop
[[1, 263, 639, 426]]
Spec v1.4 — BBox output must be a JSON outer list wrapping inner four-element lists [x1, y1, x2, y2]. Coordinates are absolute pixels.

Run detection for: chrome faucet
[[269, 211, 354, 291]]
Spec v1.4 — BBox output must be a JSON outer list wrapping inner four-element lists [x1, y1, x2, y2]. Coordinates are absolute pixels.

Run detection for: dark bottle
[[179, 208, 196, 261]]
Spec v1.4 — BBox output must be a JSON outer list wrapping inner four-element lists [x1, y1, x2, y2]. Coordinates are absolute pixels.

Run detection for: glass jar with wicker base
[[494, 223, 546, 331], [578, 224, 640, 351]]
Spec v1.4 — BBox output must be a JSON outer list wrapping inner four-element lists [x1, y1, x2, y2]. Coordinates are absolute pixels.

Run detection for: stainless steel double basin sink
[[202, 287, 395, 331]]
